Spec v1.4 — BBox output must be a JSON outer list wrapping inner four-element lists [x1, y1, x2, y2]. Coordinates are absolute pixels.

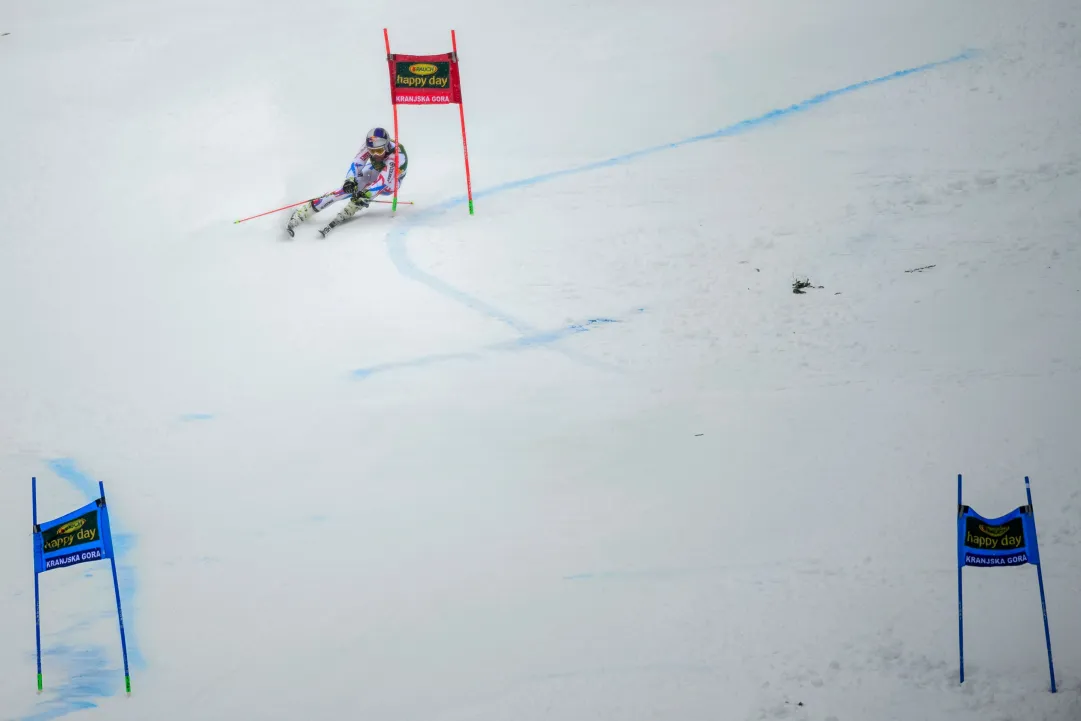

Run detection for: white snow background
[[1, 0, 1080, 719]]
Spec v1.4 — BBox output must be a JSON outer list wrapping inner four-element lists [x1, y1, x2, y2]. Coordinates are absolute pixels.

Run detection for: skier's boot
[[319, 192, 370, 238], [285, 201, 317, 237]]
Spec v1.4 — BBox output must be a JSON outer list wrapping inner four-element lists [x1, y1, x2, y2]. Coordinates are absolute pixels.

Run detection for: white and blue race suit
[[312, 140, 408, 211]]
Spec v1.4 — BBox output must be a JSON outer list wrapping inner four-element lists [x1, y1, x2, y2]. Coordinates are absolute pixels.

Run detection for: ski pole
[[234, 195, 414, 224], [234, 197, 321, 224]]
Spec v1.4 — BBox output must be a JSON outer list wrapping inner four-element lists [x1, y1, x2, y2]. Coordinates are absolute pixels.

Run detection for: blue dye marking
[[353, 350, 482, 379], [45, 459, 98, 500], [571, 317, 619, 331], [111, 533, 137, 557], [26, 460, 145, 721], [383, 235, 536, 334], [180, 413, 214, 422], [494, 317, 621, 349], [382, 50, 975, 330], [20, 646, 116, 721], [470, 51, 977, 202], [352, 312, 633, 379]]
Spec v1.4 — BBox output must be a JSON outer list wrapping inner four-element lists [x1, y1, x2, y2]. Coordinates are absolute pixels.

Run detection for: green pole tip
[[125, 676, 131, 693], [37, 673, 42, 691], [468, 200, 475, 215]]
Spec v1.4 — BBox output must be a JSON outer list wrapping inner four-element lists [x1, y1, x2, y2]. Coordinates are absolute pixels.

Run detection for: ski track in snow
[[378, 50, 977, 375], [19, 49, 976, 721]]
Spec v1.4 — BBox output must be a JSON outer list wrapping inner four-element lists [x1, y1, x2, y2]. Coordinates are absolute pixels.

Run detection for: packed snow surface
[[1, 0, 1080, 719]]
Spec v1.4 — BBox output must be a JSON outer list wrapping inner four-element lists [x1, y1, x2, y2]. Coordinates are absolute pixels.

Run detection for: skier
[[286, 127, 408, 238]]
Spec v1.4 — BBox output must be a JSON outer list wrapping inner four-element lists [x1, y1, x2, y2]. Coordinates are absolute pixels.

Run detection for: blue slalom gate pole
[[1025, 476, 1057, 693], [100, 481, 132, 693], [32, 477, 42, 692], [957, 473, 964, 685]]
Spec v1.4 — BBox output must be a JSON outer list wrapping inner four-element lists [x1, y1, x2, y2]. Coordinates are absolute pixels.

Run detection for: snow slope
[[2, 0, 1080, 719]]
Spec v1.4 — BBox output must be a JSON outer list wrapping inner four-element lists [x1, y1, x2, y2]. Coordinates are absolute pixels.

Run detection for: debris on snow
[[793, 277, 824, 294]]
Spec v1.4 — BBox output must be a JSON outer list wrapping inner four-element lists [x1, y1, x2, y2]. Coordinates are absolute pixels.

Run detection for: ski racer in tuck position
[[286, 127, 408, 238]]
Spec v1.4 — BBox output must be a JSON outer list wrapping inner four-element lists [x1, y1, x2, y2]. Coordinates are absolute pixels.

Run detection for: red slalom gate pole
[[451, 29, 475, 215], [385, 28, 402, 213]]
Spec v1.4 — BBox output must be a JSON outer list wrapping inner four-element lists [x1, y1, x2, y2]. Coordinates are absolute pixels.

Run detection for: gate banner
[[388, 53, 463, 105], [957, 504, 1040, 568], [31, 477, 131, 693], [955, 475, 1055, 692], [35, 499, 113, 574]]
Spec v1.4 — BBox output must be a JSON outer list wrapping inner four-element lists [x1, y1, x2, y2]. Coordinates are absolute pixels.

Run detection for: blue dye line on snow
[[500, 317, 621, 348], [179, 412, 215, 421], [352, 314, 631, 379], [468, 50, 978, 201], [45, 459, 99, 499], [383, 50, 976, 330], [384, 235, 537, 335], [19, 647, 116, 721], [22, 460, 145, 721], [353, 350, 484, 379]]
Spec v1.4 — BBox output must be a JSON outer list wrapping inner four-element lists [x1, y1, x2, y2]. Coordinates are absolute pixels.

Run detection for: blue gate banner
[[957, 504, 1040, 568], [31, 478, 130, 693], [956, 475, 1056, 693], [34, 498, 115, 574]]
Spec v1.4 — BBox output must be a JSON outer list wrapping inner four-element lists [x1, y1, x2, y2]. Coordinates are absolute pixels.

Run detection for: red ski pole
[[234, 196, 324, 224], [234, 195, 413, 224]]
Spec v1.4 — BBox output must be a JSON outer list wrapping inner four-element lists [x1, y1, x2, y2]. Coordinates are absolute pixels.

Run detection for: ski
[[317, 212, 368, 238], [318, 220, 341, 238]]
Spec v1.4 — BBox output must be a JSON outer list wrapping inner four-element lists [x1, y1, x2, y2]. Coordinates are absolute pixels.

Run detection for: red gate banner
[[387, 53, 463, 105]]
